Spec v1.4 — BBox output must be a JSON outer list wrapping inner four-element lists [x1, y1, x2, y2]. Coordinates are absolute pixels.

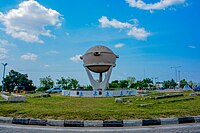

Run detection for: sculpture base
[[62, 89, 137, 97]]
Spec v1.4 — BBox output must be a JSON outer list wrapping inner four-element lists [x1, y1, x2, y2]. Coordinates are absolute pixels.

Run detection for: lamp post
[[2, 63, 7, 92], [170, 66, 181, 82]]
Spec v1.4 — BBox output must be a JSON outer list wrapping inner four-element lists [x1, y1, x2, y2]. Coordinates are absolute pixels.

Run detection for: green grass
[[0, 91, 200, 120], [0, 97, 5, 100]]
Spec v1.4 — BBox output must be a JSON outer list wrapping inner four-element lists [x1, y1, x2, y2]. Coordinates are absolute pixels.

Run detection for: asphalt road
[[1, 123, 200, 133]]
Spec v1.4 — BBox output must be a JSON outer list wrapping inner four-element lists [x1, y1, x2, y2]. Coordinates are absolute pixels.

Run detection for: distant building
[[156, 81, 163, 88]]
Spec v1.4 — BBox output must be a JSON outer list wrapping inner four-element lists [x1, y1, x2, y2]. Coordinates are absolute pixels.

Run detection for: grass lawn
[[0, 96, 5, 100], [0, 91, 200, 120]]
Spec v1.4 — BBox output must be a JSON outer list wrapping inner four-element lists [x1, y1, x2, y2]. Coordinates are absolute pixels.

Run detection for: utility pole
[[170, 66, 181, 82], [182, 72, 189, 81], [154, 77, 158, 88], [154, 77, 158, 84], [2, 63, 7, 92], [178, 70, 181, 82]]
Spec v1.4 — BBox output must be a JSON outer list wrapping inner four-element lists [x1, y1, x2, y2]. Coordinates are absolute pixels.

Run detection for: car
[[45, 88, 62, 93], [193, 86, 200, 91]]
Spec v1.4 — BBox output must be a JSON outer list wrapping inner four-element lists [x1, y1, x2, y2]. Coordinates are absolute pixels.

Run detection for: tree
[[143, 78, 153, 84], [163, 79, 177, 89], [119, 80, 129, 89], [69, 78, 79, 89], [163, 80, 170, 89], [127, 76, 136, 88], [4, 70, 35, 92], [180, 79, 188, 88], [130, 83, 136, 89], [56, 77, 79, 90], [170, 79, 177, 89], [109, 80, 120, 88], [188, 81, 193, 88], [133, 80, 144, 89], [40, 76, 54, 90], [82, 85, 93, 90], [56, 77, 70, 89]]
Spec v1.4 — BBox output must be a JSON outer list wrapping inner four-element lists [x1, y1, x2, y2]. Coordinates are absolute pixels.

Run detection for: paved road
[[1, 123, 200, 133]]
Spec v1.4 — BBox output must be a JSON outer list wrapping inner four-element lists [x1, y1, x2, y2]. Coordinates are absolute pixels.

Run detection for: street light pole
[[2, 63, 7, 92], [170, 66, 181, 82]]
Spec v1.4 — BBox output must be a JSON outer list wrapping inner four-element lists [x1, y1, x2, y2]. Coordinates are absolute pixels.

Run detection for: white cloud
[[188, 45, 196, 49], [99, 16, 150, 40], [21, 53, 38, 61], [99, 16, 132, 29], [65, 32, 70, 36], [130, 18, 139, 27], [127, 27, 151, 40], [114, 43, 125, 48], [46, 50, 59, 55], [0, 0, 63, 43], [70, 54, 82, 63], [0, 47, 8, 60], [44, 64, 49, 68], [0, 38, 15, 47], [125, 0, 185, 11]]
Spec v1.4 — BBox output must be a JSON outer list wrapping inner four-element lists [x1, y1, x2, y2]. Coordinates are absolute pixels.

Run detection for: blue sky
[[0, 0, 199, 86]]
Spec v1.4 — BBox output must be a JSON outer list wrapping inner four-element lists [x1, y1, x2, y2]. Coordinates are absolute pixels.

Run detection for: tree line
[[109, 77, 194, 90], [1, 70, 194, 92]]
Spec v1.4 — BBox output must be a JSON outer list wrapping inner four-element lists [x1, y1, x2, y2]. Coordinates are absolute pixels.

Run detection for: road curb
[[194, 116, 200, 123], [46, 119, 64, 127], [160, 118, 178, 125], [178, 116, 195, 124], [84, 120, 103, 127], [103, 120, 123, 127], [12, 118, 30, 125], [0, 116, 200, 127], [0, 117, 13, 124], [29, 118, 46, 126], [142, 119, 161, 126], [123, 120, 142, 126], [64, 120, 84, 127]]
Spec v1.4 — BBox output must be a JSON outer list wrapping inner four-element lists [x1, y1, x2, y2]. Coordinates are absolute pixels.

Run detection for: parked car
[[45, 88, 62, 93], [193, 86, 200, 91]]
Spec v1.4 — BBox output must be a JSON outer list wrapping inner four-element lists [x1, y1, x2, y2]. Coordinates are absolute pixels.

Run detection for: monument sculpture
[[62, 45, 136, 97], [80, 45, 119, 91]]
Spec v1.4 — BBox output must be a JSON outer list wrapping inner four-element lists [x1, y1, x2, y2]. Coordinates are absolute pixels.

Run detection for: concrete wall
[[0, 94, 26, 102], [62, 89, 137, 97]]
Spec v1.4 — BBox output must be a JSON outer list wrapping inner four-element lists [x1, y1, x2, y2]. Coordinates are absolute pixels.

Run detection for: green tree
[[56, 77, 70, 89], [4, 70, 35, 92], [127, 76, 136, 88], [119, 80, 129, 88], [134, 80, 144, 89], [109, 80, 120, 88], [143, 78, 153, 84], [188, 81, 193, 88], [130, 83, 136, 89], [163, 80, 170, 89], [56, 77, 79, 90], [163, 79, 177, 89], [83, 85, 93, 90], [69, 78, 79, 89], [180, 79, 188, 88], [40, 76, 54, 90], [170, 79, 177, 89]]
